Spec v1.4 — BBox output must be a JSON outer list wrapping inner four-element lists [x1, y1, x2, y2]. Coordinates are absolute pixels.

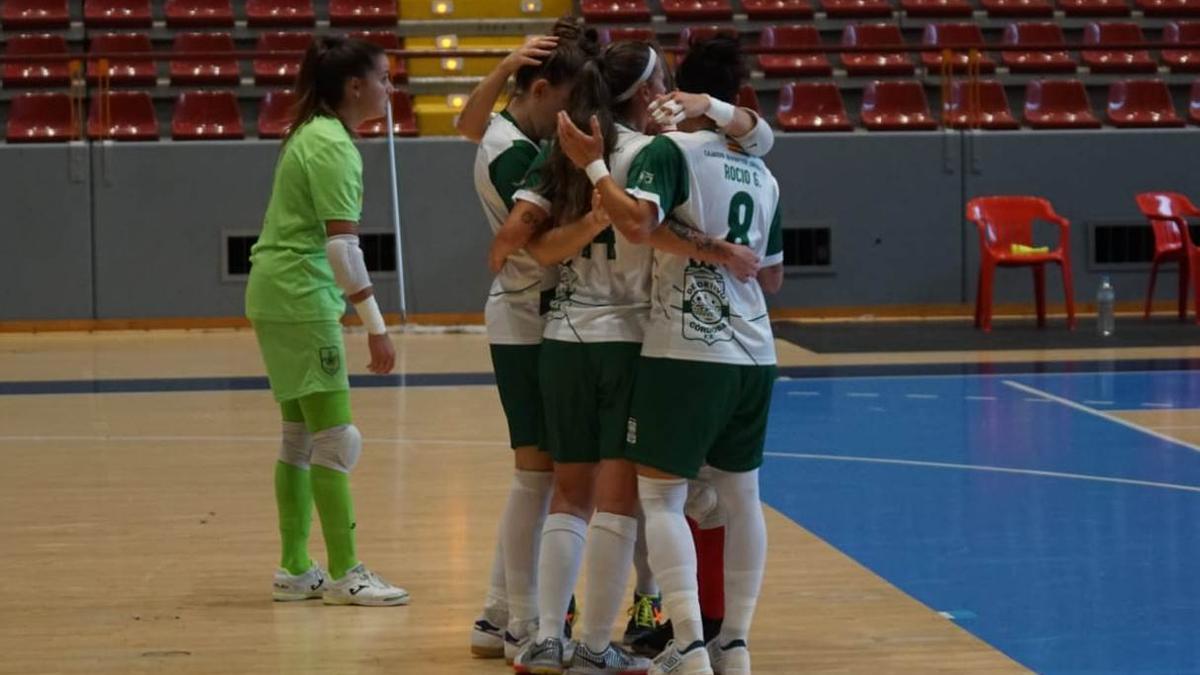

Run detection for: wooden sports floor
[[3, 325, 1198, 674]]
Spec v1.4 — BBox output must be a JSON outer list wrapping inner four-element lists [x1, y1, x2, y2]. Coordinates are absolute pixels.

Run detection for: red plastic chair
[[861, 80, 938, 130], [1023, 79, 1102, 128], [84, 0, 152, 26], [901, 0, 973, 16], [580, 0, 652, 21], [1059, 0, 1130, 14], [329, 0, 397, 26], [1134, 192, 1200, 321], [946, 80, 1019, 128], [350, 30, 406, 81], [257, 89, 296, 139], [841, 23, 914, 75], [981, 0, 1054, 17], [661, 0, 734, 20], [6, 92, 76, 142], [967, 196, 1076, 331], [170, 32, 239, 85], [821, 0, 894, 17], [246, 0, 314, 26], [1192, 80, 1200, 123], [164, 0, 234, 26], [1164, 22, 1200, 72], [1137, 0, 1200, 14], [759, 26, 832, 77], [1001, 22, 1077, 73], [777, 82, 854, 131], [736, 83, 761, 113], [172, 90, 244, 140], [1107, 79, 1184, 127], [1082, 22, 1156, 72], [253, 31, 312, 85], [2, 0, 69, 29], [678, 25, 734, 45], [743, 0, 815, 18], [2, 33, 69, 87], [597, 27, 656, 44], [356, 91, 418, 137], [88, 90, 158, 140], [922, 23, 997, 73], [87, 33, 155, 85]]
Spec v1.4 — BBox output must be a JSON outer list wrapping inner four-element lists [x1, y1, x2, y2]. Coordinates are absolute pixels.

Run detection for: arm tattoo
[[521, 208, 549, 232], [666, 218, 718, 253]]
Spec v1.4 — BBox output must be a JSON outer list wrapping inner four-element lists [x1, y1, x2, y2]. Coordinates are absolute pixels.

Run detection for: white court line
[[0, 434, 507, 447], [786, 391, 822, 397], [1001, 380, 1200, 454], [1142, 403, 1174, 409], [782, 368, 1200, 384], [905, 394, 939, 400], [764, 451, 1200, 494], [847, 392, 880, 398], [1082, 400, 1115, 406], [964, 395, 997, 401]]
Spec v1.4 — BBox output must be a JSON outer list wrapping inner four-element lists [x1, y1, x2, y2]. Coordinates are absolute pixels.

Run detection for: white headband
[[613, 47, 657, 103]]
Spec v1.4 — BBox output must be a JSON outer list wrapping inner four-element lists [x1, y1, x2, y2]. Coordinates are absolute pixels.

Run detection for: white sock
[[503, 470, 554, 625], [580, 512, 638, 653], [484, 534, 507, 614], [535, 512, 588, 642], [638, 475, 703, 649], [633, 507, 659, 596], [710, 468, 766, 645]]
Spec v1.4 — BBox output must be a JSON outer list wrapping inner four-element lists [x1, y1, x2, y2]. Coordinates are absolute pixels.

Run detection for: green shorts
[[625, 356, 777, 479], [490, 343, 543, 449], [539, 339, 641, 464], [253, 320, 349, 403]]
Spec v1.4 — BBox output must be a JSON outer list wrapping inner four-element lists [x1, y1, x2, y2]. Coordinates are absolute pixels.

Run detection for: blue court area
[[761, 369, 1200, 673]]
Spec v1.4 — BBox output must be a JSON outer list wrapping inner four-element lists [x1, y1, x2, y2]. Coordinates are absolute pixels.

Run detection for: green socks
[[310, 465, 359, 579], [274, 460, 314, 576]]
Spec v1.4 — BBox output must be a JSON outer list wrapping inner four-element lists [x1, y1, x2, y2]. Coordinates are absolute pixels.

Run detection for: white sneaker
[[471, 605, 507, 658], [568, 641, 653, 674], [505, 619, 538, 665], [706, 639, 750, 675], [272, 565, 327, 601], [513, 636, 566, 674], [649, 640, 712, 675], [322, 564, 410, 606]]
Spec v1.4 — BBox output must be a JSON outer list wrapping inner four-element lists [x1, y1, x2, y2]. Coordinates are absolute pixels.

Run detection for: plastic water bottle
[[1097, 277, 1115, 337]]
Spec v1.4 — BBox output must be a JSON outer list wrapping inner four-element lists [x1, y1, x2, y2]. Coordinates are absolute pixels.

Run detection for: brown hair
[[512, 16, 600, 96], [285, 36, 384, 143]]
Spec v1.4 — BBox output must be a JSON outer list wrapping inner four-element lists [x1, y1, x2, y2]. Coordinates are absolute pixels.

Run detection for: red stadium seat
[[1058, 0, 1130, 14], [350, 31, 407, 81], [88, 90, 158, 140], [841, 23, 915, 76], [580, 0, 652, 21], [1082, 22, 1156, 73], [1107, 79, 1185, 127], [257, 89, 296, 139], [758, 26, 832, 77], [777, 82, 854, 131], [967, 196, 1076, 331], [1001, 22, 1077, 73], [246, 0, 314, 26], [921, 23, 997, 73], [170, 32, 239, 85], [742, 0, 815, 18], [946, 80, 1019, 128], [172, 90, 244, 140], [6, 92, 76, 142], [661, 0, 734, 21], [901, 0, 973, 17], [253, 31, 312, 86], [736, 83, 761, 113], [821, 0, 894, 17], [2, 0, 69, 29], [1192, 80, 1200, 123], [1023, 79, 1102, 128], [596, 27, 656, 44], [87, 32, 156, 85], [1164, 21, 1200, 72], [164, 0, 233, 27], [2, 33, 69, 87], [981, 0, 1054, 17], [1137, 0, 1200, 14], [84, 0, 152, 27], [356, 91, 418, 137], [861, 80, 938, 130], [1135, 192, 1200, 321], [678, 25, 735, 45], [328, 0, 397, 26]]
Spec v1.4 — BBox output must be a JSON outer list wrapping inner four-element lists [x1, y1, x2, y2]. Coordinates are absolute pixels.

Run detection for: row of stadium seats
[[579, 0, 1200, 19], [1, 0, 396, 29]]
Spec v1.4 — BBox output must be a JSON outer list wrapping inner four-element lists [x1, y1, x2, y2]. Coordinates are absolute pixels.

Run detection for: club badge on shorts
[[319, 346, 341, 375]]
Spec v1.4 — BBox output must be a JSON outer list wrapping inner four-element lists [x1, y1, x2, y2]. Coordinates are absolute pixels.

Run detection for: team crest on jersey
[[319, 346, 341, 375], [637, 170, 655, 186], [547, 262, 580, 319], [681, 263, 732, 346]]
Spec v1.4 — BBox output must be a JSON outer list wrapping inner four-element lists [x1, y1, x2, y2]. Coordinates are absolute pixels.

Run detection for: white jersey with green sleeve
[[475, 111, 555, 345], [514, 124, 656, 344], [625, 130, 784, 366]]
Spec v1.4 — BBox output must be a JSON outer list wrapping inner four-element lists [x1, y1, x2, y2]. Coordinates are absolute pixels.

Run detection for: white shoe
[[322, 564, 410, 606], [272, 564, 327, 601], [471, 605, 507, 658], [649, 640, 712, 675], [505, 619, 538, 665], [568, 641, 653, 674], [706, 639, 750, 675]]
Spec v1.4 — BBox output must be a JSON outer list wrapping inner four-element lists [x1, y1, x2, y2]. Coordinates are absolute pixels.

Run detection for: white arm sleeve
[[730, 111, 775, 158], [325, 234, 372, 296]]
